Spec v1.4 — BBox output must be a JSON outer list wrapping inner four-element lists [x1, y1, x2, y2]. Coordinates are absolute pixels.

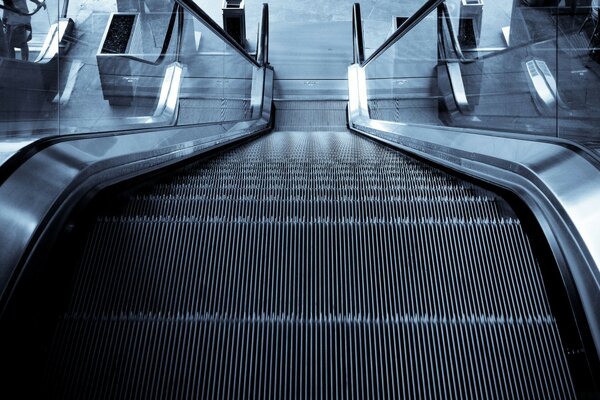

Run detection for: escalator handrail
[[176, 0, 260, 68], [352, 3, 365, 64], [0, 0, 46, 17], [61, 0, 68, 19], [256, 3, 269, 66], [361, 0, 444, 68]]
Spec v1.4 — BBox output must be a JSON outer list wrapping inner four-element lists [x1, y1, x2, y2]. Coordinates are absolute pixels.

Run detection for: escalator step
[[274, 101, 347, 131], [42, 130, 575, 399]]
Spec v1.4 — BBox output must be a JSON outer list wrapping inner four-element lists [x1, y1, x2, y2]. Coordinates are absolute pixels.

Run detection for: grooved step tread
[[41, 130, 575, 399]]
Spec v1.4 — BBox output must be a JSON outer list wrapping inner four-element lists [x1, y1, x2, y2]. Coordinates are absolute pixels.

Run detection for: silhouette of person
[[0, 15, 8, 57], [3, 0, 46, 61]]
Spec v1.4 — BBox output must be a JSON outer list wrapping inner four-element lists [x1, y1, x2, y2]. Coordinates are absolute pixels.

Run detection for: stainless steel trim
[[525, 59, 556, 115], [348, 62, 600, 357], [347, 64, 369, 121], [523, 59, 568, 116], [534, 59, 567, 109], [446, 61, 470, 112], [250, 66, 265, 119]]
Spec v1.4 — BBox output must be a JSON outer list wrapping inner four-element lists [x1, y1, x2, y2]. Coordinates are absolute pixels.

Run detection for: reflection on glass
[[362, 0, 600, 156], [176, 9, 254, 125], [0, 0, 59, 136], [57, 0, 179, 134], [365, 11, 442, 126], [439, 0, 558, 135], [557, 1, 600, 155], [0, 0, 259, 143]]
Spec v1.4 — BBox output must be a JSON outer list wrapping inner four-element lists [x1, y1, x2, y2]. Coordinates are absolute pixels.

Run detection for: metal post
[[222, 0, 246, 47], [458, 0, 484, 49]]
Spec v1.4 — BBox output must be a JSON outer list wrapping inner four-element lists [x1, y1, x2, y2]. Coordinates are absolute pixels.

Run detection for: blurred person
[[3, 0, 46, 61]]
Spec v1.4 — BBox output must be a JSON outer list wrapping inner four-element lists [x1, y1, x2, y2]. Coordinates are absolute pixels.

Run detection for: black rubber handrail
[[256, 3, 269, 66], [352, 3, 365, 64], [177, 0, 260, 68], [361, 0, 444, 68], [175, 2, 184, 63], [61, 0, 68, 18]]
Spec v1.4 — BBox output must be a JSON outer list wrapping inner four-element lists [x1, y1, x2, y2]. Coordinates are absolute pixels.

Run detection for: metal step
[[274, 101, 347, 131], [40, 130, 575, 399]]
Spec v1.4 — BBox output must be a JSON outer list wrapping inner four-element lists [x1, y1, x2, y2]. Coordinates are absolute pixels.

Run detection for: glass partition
[[365, 9, 443, 126], [0, 0, 60, 138], [56, 1, 179, 134], [176, 8, 254, 125], [556, 1, 600, 153], [438, 0, 559, 135], [361, 0, 600, 156], [0, 0, 259, 143]]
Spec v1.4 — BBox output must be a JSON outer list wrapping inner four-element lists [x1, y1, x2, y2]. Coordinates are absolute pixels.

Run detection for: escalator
[[1, 101, 596, 398], [1, 1, 600, 399]]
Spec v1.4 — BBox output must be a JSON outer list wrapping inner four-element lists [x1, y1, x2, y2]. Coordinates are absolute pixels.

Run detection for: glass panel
[[557, 1, 600, 156], [57, 0, 179, 134], [438, 0, 559, 136], [361, 0, 598, 153], [176, 7, 255, 125], [365, 10, 443, 126], [0, 0, 259, 155], [0, 0, 60, 143], [54, 0, 256, 133], [362, 0, 566, 136]]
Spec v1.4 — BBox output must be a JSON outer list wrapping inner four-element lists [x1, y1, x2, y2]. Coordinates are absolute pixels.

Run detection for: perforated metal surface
[[42, 130, 575, 399], [274, 101, 347, 131]]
